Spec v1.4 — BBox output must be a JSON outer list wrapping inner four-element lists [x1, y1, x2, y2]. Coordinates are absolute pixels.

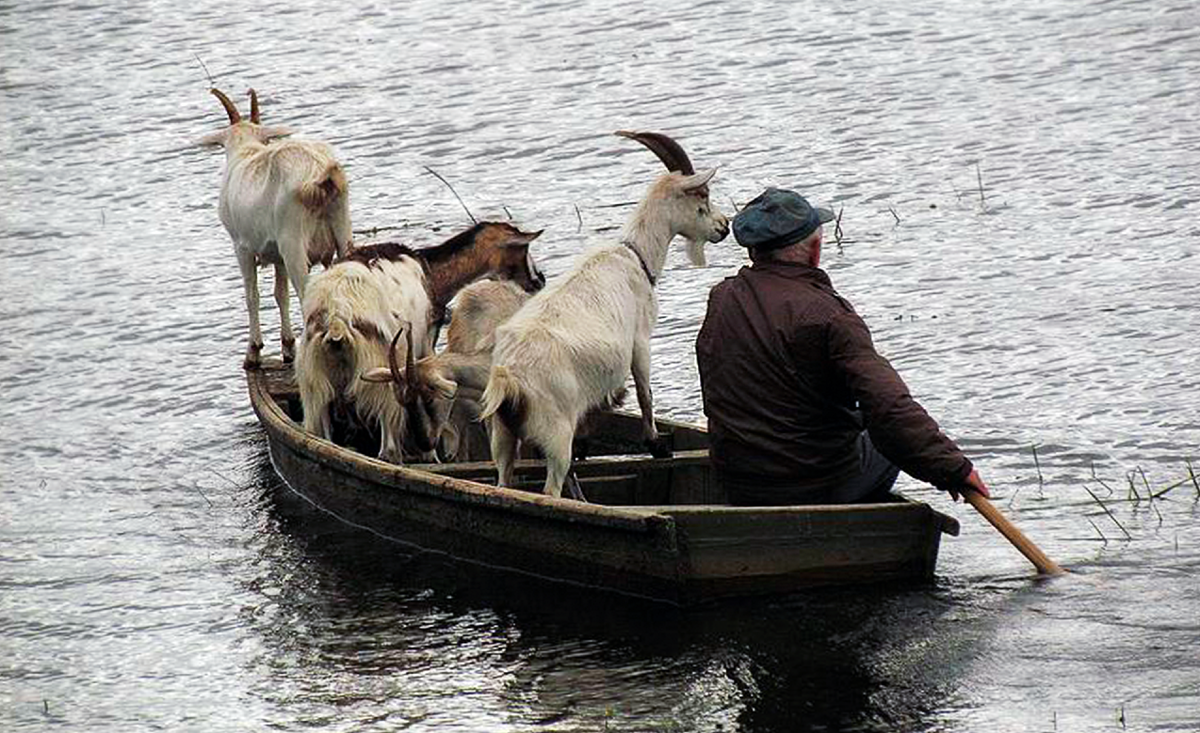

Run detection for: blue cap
[[732, 188, 836, 251]]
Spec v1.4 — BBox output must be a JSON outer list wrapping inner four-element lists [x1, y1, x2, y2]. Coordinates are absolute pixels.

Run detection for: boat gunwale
[[248, 363, 674, 536]]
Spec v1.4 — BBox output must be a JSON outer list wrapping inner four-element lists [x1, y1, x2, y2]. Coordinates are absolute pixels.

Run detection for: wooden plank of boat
[[246, 360, 960, 604]]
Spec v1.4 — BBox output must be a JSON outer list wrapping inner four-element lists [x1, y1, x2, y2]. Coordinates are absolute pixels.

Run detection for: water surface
[[2, 1, 1199, 730]]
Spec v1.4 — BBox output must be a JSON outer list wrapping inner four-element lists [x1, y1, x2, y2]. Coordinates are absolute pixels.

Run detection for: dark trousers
[[722, 431, 901, 506]]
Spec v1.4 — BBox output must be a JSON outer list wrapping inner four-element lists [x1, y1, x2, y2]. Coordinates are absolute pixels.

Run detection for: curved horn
[[404, 322, 417, 395], [615, 130, 695, 175], [407, 397, 438, 455], [248, 88, 260, 124], [210, 88, 241, 124], [402, 323, 439, 454], [386, 324, 408, 406]]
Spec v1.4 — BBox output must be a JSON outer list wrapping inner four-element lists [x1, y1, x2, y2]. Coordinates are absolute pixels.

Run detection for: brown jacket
[[696, 261, 973, 491]]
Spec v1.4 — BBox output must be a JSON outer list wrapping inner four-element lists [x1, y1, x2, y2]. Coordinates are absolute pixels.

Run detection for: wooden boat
[[248, 360, 960, 604]]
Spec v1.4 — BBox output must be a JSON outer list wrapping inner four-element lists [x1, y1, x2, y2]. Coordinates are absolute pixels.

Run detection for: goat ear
[[360, 367, 396, 384], [430, 373, 459, 400], [679, 168, 717, 194], [501, 228, 544, 247], [256, 125, 293, 142], [198, 129, 229, 149]]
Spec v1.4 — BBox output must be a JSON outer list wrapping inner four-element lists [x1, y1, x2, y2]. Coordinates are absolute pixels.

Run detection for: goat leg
[[539, 419, 577, 498], [274, 263, 296, 363], [631, 337, 671, 459], [378, 419, 405, 464], [645, 435, 671, 459], [489, 416, 519, 488], [237, 247, 264, 370], [301, 395, 334, 442]]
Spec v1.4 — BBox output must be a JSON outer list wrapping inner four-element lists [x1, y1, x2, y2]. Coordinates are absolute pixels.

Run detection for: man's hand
[[948, 468, 991, 502]]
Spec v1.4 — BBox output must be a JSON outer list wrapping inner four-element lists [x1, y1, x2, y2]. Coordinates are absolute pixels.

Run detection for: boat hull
[[248, 361, 958, 604]]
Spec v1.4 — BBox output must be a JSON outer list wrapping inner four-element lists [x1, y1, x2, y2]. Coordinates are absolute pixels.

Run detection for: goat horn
[[248, 88, 260, 124], [402, 323, 439, 454], [210, 88, 241, 124], [386, 325, 407, 406], [404, 322, 417, 404], [615, 130, 695, 175]]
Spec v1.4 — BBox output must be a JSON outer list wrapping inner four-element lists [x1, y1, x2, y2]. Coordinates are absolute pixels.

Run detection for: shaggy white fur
[[297, 224, 543, 463]]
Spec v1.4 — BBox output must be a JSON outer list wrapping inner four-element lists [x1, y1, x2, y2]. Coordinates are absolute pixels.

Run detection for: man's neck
[[751, 248, 820, 267], [749, 232, 822, 267]]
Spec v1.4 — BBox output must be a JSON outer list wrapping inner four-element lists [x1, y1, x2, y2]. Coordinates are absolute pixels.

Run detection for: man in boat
[[696, 187, 991, 506]]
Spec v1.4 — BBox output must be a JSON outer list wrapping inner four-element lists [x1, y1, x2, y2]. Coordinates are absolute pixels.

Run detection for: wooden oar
[[964, 490, 1065, 575]]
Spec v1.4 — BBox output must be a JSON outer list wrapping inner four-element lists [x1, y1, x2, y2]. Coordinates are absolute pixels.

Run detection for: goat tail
[[479, 365, 526, 432], [298, 162, 348, 213]]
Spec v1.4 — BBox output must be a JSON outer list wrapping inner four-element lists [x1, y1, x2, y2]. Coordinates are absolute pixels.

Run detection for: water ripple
[[3, 0, 1200, 731]]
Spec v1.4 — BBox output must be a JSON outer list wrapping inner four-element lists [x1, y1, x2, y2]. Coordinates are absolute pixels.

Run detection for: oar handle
[[964, 491, 1065, 576]]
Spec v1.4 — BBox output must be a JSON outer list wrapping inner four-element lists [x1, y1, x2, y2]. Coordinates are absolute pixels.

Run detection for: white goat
[[446, 278, 532, 355], [479, 131, 730, 499], [364, 279, 629, 463], [297, 223, 544, 463], [431, 280, 534, 459], [200, 87, 352, 369]]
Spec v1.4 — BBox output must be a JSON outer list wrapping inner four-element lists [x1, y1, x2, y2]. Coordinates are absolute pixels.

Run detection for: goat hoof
[[281, 337, 296, 363], [646, 436, 671, 459], [244, 343, 263, 370]]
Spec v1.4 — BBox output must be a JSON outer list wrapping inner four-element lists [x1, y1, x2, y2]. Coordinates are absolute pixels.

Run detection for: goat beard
[[684, 237, 707, 268]]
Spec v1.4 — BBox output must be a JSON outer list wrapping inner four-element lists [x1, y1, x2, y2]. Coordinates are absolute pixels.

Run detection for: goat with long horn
[[480, 131, 730, 499], [381, 322, 441, 459], [211, 88, 242, 124], [384, 325, 409, 408]]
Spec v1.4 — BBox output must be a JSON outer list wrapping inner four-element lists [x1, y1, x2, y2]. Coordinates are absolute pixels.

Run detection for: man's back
[[697, 260, 864, 489], [699, 258, 974, 498]]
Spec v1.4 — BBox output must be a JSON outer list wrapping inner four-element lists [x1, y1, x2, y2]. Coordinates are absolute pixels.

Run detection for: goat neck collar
[[621, 240, 657, 286]]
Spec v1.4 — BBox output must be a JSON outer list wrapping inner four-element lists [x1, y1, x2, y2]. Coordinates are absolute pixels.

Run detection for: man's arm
[[827, 312, 984, 494]]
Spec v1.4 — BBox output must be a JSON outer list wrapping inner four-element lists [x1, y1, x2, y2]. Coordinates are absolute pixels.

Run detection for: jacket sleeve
[[827, 312, 973, 490]]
